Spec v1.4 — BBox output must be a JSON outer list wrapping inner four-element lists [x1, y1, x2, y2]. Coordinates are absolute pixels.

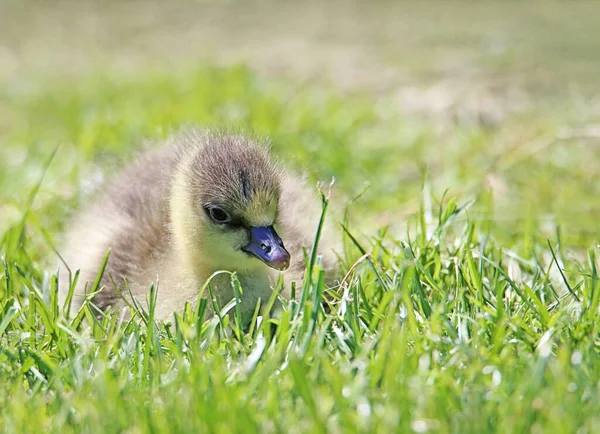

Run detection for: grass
[[1, 43, 600, 434]]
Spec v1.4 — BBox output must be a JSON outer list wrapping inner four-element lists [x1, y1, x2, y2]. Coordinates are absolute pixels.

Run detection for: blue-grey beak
[[243, 226, 290, 271]]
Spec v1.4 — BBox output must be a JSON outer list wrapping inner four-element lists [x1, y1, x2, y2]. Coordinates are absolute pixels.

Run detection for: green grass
[[1, 63, 600, 433]]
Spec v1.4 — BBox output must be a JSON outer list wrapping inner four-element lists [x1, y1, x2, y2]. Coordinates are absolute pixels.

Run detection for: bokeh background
[[2, 1, 600, 252]]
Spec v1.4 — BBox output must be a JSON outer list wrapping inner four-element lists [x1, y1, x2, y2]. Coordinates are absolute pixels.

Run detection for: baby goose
[[59, 129, 337, 323]]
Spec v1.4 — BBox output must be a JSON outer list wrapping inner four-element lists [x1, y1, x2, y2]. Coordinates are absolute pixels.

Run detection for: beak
[[243, 226, 290, 271]]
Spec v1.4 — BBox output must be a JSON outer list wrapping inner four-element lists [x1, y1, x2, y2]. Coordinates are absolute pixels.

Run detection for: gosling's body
[[59, 129, 337, 322]]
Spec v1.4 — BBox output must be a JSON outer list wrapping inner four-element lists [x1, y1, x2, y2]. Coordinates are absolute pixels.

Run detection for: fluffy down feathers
[[59, 129, 338, 323]]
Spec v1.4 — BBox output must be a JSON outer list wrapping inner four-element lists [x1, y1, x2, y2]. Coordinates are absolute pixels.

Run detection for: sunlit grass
[[1, 64, 600, 432]]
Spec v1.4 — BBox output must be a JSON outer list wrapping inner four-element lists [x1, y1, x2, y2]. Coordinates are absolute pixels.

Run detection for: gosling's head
[[171, 131, 291, 272]]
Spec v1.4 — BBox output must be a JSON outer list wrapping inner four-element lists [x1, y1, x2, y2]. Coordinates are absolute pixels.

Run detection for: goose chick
[[59, 129, 337, 323]]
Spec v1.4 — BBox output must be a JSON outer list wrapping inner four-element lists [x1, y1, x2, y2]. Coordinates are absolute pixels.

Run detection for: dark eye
[[207, 206, 231, 223]]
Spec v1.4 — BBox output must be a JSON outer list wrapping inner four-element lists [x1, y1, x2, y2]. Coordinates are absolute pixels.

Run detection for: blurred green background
[[2, 1, 599, 249]]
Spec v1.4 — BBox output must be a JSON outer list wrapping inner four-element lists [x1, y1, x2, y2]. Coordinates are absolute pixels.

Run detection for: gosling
[[58, 129, 337, 324]]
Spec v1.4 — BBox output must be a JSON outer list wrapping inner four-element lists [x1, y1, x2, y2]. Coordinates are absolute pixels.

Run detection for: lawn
[[1, 1, 600, 433]]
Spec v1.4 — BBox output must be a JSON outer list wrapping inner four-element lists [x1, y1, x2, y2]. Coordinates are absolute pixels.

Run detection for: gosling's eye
[[207, 206, 231, 223]]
